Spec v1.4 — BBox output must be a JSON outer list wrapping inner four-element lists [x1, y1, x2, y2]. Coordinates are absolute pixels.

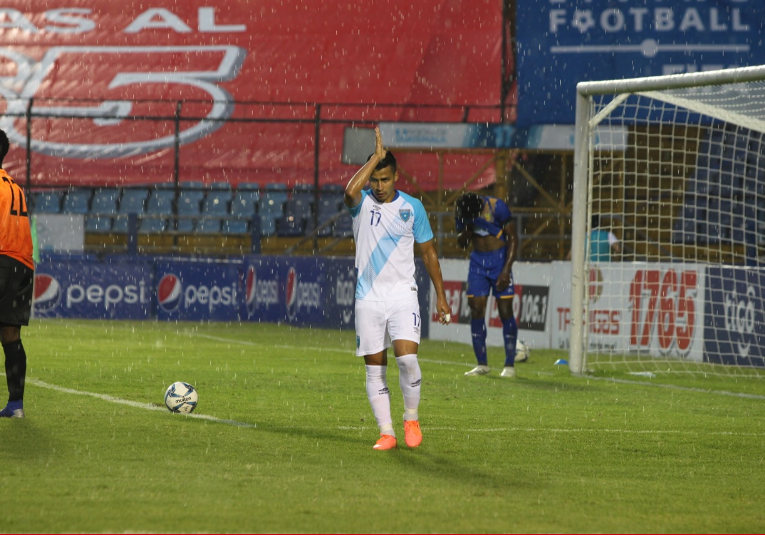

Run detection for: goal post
[[570, 65, 765, 377]]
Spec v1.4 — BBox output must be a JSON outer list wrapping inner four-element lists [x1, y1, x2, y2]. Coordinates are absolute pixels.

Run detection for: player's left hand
[[496, 272, 511, 292]]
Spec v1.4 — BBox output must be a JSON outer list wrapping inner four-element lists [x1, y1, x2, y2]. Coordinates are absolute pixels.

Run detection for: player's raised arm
[[344, 127, 386, 208]]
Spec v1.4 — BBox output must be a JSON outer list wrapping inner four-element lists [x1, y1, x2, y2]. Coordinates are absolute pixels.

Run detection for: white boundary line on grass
[[19, 376, 258, 428], [586, 376, 765, 400], [188, 332, 765, 401]]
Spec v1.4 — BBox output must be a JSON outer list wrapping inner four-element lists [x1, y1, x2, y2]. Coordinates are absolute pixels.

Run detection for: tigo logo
[[33, 274, 61, 312], [157, 274, 183, 312]]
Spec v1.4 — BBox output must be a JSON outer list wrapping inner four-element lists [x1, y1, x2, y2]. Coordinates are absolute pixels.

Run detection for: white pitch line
[[587, 376, 765, 400], [21, 377, 257, 428]]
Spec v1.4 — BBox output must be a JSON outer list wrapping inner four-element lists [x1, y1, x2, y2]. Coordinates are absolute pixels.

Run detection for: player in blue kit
[[345, 127, 451, 451], [455, 191, 519, 377]]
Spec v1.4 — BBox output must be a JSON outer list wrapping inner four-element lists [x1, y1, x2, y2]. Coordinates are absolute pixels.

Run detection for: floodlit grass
[[2, 319, 764, 533]]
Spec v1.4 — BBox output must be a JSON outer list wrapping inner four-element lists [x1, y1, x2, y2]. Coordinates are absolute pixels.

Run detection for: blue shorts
[[467, 249, 515, 299]]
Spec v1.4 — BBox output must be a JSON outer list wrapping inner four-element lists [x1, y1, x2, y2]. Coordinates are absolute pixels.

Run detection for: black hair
[[591, 214, 601, 229], [455, 192, 484, 223], [0, 129, 8, 166], [367, 150, 397, 174]]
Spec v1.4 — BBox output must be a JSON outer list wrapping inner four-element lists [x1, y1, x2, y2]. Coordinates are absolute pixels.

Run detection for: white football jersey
[[348, 190, 433, 301]]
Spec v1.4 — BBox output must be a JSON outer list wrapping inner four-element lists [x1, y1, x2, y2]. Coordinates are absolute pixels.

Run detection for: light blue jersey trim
[[356, 233, 402, 300], [399, 191, 433, 243], [347, 190, 368, 218]]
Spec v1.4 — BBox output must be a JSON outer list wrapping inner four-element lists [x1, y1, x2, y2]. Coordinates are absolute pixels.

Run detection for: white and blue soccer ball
[[515, 340, 530, 363], [164, 381, 198, 414]]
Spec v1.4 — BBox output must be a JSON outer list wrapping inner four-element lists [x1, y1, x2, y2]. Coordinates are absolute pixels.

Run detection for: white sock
[[365, 365, 394, 436], [396, 354, 421, 421]]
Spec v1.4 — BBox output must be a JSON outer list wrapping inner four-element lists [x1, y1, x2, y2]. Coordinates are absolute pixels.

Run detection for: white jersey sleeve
[[348, 190, 433, 301]]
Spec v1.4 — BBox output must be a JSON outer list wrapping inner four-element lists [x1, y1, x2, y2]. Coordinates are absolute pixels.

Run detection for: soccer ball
[[515, 340, 530, 363], [164, 381, 198, 414]]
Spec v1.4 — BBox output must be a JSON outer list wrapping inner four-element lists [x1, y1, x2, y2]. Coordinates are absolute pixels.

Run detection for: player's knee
[[1, 326, 21, 346]]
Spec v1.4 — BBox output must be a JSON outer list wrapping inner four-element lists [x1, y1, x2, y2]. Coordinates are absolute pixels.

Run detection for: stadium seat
[[222, 218, 249, 234], [258, 192, 287, 218], [259, 214, 277, 237], [33, 190, 64, 213], [139, 216, 167, 233], [209, 182, 232, 191], [145, 189, 174, 213], [291, 184, 316, 205], [320, 184, 345, 195], [237, 182, 260, 191], [87, 188, 120, 231], [176, 189, 204, 232], [140, 189, 174, 233], [314, 198, 342, 237], [202, 190, 232, 216], [90, 187, 121, 213], [265, 182, 287, 191], [231, 189, 260, 218], [62, 188, 92, 214], [85, 215, 113, 233], [283, 198, 313, 220], [180, 180, 206, 191], [196, 218, 222, 234], [112, 188, 149, 233], [333, 211, 354, 237], [276, 214, 305, 237]]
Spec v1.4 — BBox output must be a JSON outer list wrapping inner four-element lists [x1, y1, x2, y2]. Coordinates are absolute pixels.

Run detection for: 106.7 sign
[[629, 269, 698, 356]]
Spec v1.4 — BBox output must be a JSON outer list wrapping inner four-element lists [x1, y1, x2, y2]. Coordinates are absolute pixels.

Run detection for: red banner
[[0, 1, 504, 190]]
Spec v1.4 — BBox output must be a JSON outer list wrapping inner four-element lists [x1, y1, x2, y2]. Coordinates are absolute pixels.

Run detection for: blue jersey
[[455, 196, 512, 241]]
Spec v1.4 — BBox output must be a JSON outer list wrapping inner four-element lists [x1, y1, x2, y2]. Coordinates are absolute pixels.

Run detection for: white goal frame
[[569, 65, 765, 375]]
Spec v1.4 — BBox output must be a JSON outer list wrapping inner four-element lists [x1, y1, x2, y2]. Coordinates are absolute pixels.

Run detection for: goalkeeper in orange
[[0, 128, 34, 418]]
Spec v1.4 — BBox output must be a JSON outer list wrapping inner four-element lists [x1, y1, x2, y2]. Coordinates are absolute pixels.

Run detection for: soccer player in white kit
[[344, 127, 451, 450]]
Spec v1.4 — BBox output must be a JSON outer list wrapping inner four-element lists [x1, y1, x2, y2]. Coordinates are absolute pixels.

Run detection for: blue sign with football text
[[516, 0, 762, 126]]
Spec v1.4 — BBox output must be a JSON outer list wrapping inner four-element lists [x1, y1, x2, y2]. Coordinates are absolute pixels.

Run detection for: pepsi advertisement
[[31, 255, 432, 337], [155, 259, 242, 322], [704, 267, 765, 367], [242, 257, 283, 323], [242, 255, 326, 327], [34, 260, 153, 319]]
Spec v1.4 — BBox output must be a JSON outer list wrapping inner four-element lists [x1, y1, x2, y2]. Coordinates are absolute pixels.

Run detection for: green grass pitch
[[1, 319, 764, 533]]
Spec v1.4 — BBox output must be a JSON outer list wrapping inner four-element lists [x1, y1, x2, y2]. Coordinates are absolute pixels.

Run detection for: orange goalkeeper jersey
[[0, 169, 34, 270]]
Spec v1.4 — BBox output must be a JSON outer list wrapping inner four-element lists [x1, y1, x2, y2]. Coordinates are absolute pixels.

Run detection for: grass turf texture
[[2, 319, 764, 533]]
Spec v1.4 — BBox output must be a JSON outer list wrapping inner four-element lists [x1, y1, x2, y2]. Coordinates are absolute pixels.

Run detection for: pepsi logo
[[285, 267, 298, 320], [157, 274, 182, 313], [33, 273, 61, 312]]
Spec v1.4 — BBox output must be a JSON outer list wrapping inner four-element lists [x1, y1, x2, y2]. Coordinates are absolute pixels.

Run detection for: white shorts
[[355, 294, 422, 356]]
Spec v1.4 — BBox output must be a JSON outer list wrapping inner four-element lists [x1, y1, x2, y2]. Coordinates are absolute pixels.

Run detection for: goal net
[[569, 65, 765, 379]]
